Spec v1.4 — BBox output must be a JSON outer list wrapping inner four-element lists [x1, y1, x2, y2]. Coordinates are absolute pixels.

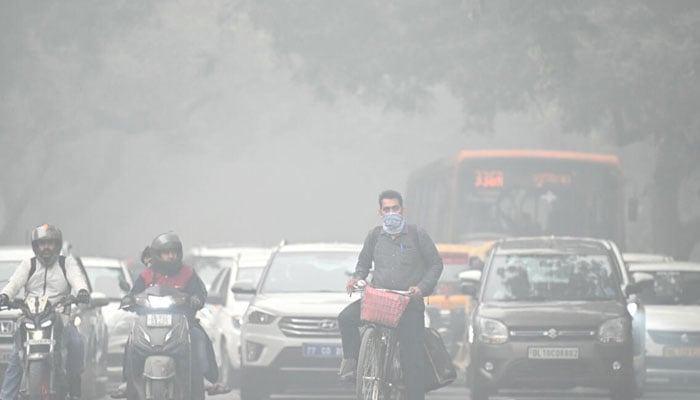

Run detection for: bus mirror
[[627, 197, 639, 222]]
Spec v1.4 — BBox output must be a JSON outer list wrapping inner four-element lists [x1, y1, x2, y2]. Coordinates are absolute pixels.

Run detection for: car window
[[638, 271, 700, 305], [259, 251, 357, 294], [0, 261, 18, 284], [84, 266, 128, 300], [483, 253, 621, 302]]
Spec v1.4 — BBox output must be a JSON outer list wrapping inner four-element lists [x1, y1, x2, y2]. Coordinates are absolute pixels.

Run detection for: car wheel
[[466, 363, 489, 400], [219, 340, 239, 388]]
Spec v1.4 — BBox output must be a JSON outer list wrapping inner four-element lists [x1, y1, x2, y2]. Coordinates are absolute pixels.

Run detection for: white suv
[[204, 247, 273, 387], [235, 243, 361, 400]]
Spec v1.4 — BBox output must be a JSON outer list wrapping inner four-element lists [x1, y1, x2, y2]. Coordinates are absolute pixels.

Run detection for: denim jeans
[[0, 323, 84, 400], [339, 299, 426, 400]]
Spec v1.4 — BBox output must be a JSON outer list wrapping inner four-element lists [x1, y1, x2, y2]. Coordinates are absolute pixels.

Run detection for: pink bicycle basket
[[360, 285, 410, 327]]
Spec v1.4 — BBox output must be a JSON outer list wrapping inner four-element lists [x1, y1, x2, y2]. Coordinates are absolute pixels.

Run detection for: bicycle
[[352, 282, 412, 400]]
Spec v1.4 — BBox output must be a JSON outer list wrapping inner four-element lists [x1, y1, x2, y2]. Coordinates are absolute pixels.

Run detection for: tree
[[246, 0, 700, 258]]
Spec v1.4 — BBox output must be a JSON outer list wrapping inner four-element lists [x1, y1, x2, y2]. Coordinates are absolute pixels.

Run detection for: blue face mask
[[382, 213, 405, 235]]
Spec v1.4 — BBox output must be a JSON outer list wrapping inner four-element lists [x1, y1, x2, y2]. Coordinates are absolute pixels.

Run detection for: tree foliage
[[248, 0, 700, 257]]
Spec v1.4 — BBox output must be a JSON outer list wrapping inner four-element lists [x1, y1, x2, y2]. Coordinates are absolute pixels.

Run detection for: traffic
[[0, 153, 698, 400]]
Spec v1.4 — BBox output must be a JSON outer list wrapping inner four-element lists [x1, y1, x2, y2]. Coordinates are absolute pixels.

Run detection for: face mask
[[382, 213, 405, 235]]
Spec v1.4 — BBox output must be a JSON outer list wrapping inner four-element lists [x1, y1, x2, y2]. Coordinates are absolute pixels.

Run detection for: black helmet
[[31, 224, 63, 266], [150, 232, 183, 275]]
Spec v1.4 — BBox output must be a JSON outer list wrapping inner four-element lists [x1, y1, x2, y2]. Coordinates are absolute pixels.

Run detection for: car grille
[[505, 359, 593, 383], [279, 317, 340, 338], [509, 327, 597, 342], [647, 357, 700, 371], [0, 320, 15, 337], [648, 331, 700, 345]]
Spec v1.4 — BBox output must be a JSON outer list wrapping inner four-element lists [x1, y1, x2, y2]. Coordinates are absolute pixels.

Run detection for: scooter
[[120, 285, 203, 400]]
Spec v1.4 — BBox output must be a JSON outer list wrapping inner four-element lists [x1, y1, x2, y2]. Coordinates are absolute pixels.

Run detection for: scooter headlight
[[148, 295, 175, 309], [24, 322, 36, 329], [40, 319, 53, 328]]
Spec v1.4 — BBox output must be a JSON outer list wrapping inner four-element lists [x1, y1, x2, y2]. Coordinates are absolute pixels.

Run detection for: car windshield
[[0, 261, 18, 284], [483, 253, 620, 302], [187, 256, 232, 289], [84, 266, 129, 300], [637, 271, 700, 305], [259, 251, 357, 294], [233, 266, 264, 300]]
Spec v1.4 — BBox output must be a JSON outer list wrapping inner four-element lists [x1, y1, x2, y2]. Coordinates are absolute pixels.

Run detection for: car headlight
[[246, 308, 276, 325], [599, 317, 627, 344], [477, 317, 508, 344]]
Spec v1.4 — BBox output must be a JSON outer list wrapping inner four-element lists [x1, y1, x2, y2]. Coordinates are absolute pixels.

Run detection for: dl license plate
[[302, 343, 343, 358], [663, 346, 700, 358], [146, 314, 173, 327], [528, 347, 579, 360]]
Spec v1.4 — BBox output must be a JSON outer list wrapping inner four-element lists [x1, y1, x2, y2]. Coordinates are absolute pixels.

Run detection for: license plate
[[528, 347, 579, 360], [302, 343, 343, 358], [663, 346, 700, 358], [146, 314, 172, 327]]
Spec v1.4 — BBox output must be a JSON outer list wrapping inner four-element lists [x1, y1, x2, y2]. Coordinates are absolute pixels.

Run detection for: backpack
[[29, 256, 70, 292]]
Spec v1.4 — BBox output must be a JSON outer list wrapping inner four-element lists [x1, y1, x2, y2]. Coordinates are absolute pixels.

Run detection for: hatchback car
[[235, 243, 361, 400], [627, 261, 700, 385], [462, 237, 646, 400]]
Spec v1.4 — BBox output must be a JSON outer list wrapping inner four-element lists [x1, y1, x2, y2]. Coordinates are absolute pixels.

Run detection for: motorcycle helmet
[[31, 224, 63, 266], [150, 232, 183, 276]]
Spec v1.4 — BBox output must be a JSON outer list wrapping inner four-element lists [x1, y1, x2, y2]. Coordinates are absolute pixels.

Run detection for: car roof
[[622, 252, 674, 263], [79, 256, 125, 268], [628, 261, 700, 273], [0, 246, 34, 261], [277, 243, 363, 253], [493, 236, 613, 255], [187, 245, 273, 258]]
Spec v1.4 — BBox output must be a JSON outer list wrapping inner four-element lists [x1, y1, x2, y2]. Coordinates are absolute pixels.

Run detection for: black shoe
[[109, 383, 127, 399], [338, 358, 357, 382], [206, 382, 232, 395]]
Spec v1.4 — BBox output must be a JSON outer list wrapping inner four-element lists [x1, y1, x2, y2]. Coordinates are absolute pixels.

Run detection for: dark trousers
[[338, 299, 425, 400]]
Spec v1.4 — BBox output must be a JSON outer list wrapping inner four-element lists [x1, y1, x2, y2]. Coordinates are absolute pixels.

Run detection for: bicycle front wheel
[[357, 326, 383, 400]]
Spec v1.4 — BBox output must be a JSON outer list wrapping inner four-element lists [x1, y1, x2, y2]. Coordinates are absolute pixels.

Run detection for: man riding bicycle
[[339, 189, 443, 400]]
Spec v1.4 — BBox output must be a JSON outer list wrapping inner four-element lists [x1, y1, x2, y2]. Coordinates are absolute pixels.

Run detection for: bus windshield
[[456, 158, 621, 242]]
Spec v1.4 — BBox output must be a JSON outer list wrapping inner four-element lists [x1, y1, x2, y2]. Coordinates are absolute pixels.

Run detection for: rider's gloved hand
[[189, 296, 203, 310], [76, 289, 90, 304], [0, 294, 9, 307], [119, 295, 135, 309]]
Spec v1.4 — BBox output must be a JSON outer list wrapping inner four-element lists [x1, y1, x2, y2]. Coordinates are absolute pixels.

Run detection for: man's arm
[[415, 229, 444, 296], [352, 229, 376, 281], [65, 256, 90, 293], [129, 275, 147, 295], [184, 271, 207, 310], [1, 259, 31, 299]]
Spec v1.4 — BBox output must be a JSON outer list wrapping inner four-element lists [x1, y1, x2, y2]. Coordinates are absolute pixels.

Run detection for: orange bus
[[406, 149, 626, 248]]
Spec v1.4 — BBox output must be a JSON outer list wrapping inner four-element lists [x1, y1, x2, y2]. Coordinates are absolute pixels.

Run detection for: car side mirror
[[458, 270, 482, 297], [231, 280, 256, 295], [89, 292, 110, 308]]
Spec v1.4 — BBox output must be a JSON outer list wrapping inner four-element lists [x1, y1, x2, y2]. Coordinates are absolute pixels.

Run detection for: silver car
[[628, 261, 700, 385], [0, 247, 33, 378], [236, 243, 361, 400]]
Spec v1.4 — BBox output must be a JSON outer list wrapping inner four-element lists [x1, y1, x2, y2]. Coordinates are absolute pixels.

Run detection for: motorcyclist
[[110, 232, 230, 398], [0, 224, 90, 400]]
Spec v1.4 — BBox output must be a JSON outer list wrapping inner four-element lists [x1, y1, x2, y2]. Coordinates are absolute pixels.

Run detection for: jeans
[[339, 299, 426, 400], [0, 323, 84, 400]]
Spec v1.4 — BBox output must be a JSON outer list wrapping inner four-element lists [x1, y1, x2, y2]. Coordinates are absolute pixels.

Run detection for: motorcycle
[[120, 285, 203, 400], [1, 295, 80, 400]]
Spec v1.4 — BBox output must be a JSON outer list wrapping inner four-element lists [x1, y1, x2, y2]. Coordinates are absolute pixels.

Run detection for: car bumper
[[472, 340, 632, 389]]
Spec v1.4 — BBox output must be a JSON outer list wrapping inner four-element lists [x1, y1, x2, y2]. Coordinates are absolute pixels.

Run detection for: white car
[[236, 243, 361, 400], [203, 247, 273, 387], [0, 247, 34, 378], [623, 253, 674, 265], [186, 245, 269, 290], [628, 261, 700, 385], [80, 256, 133, 384]]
